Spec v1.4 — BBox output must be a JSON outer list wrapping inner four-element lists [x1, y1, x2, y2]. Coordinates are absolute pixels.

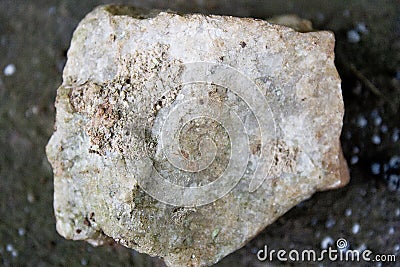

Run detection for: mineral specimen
[[46, 5, 349, 266]]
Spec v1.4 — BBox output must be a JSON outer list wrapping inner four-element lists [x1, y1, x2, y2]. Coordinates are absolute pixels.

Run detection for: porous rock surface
[[46, 5, 349, 266]]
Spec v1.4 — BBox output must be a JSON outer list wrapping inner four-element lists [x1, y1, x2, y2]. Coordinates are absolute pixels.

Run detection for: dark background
[[0, 0, 399, 266]]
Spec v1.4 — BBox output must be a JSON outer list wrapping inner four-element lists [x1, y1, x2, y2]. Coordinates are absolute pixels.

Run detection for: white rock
[[46, 5, 349, 266], [352, 223, 360, 234], [3, 64, 16, 76]]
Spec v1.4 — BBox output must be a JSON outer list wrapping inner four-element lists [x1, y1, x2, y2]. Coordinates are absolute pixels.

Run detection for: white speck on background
[[389, 156, 400, 168], [48, 6, 56, 16], [388, 227, 394, 235], [250, 247, 258, 254], [357, 116, 367, 128], [347, 30, 360, 43], [316, 12, 325, 22], [351, 155, 359, 165], [387, 174, 400, 191], [81, 258, 88, 266], [18, 228, 25, 236], [0, 36, 6, 46], [3, 64, 16, 76], [6, 244, 18, 257], [355, 243, 367, 253], [6, 244, 13, 252], [32, 105, 39, 115], [392, 128, 399, 142], [370, 110, 381, 126], [371, 163, 380, 175], [356, 22, 369, 34], [345, 131, 352, 139], [325, 218, 336, 228], [383, 163, 389, 172], [27, 192, 35, 203], [352, 146, 360, 154], [345, 208, 352, 217], [395, 208, 400, 217], [311, 217, 318, 226], [373, 115, 382, 126], [321, 236, 334, 249], [352, 223, 360, 234], [352, 81, 362, 95], [371, 134, 381, 144]]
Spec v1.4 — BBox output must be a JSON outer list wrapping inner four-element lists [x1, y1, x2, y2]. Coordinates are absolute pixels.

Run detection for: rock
[[267, 14, 313, 32], [46, 5, 349, 266]]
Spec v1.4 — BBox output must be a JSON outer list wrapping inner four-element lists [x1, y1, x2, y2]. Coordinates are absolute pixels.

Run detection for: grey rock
[[46, 5, 349, 266]]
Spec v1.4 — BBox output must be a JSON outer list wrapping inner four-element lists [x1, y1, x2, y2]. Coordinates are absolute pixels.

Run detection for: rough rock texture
[[46, 5, 349, 267]]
